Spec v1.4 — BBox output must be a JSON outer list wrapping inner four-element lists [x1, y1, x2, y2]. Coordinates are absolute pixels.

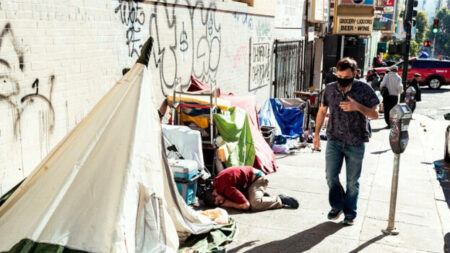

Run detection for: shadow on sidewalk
[[444, 233, 450, 253], [372, 127, 389, 133], [241, 221, 343, 253], [348, 234, 386, 253], [370, 149, 391, 155]]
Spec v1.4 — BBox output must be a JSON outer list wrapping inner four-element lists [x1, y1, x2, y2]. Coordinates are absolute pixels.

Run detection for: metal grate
[[273, 40, 304, 98]]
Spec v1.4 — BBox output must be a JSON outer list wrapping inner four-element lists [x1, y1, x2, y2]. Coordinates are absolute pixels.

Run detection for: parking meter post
[[382, 104, 412, 236], [383, 153, 401, 235]]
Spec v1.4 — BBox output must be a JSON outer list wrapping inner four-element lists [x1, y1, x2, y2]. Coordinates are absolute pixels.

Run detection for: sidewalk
[[225, 115, 450, 253]]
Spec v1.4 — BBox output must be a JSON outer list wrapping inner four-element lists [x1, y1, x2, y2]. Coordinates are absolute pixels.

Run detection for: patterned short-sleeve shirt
[[322, 80, 380, 146]]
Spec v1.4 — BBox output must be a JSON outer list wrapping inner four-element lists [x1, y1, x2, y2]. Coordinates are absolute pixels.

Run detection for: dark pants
[[326, 140, 365, 218], [383, 95, 398, 126]]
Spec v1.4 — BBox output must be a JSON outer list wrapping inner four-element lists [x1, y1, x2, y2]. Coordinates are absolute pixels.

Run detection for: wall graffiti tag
[[148, 0, 222, 95], [249, 40, 271, 90], [0, 23, 55, 138], [115, 0, 146, 57]]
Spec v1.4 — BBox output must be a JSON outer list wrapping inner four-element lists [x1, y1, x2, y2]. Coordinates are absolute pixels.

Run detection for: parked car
[[446, 125, 450, 162], [375, 58, 450, 89]]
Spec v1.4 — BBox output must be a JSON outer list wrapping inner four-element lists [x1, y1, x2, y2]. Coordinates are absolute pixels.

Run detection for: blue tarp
[[259, 98, 304, 138]]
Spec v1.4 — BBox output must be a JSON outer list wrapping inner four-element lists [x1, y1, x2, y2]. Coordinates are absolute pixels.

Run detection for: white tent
[[0, 64, 213, 252]]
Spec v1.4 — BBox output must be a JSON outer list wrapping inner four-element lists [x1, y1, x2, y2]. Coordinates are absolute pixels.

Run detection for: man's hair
[[336, 57, 357, 73], [203, 189, 217, 207], [389, 65, 398, 72]]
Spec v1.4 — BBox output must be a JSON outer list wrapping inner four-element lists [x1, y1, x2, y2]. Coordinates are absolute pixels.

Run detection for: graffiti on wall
[[148, 0, 222, 95], [0, 23, 55, 138], [232, 12, 253, 30], [116, 0, 222, 95], [249, 41, 271, 91], [115, 0, 146, 57]]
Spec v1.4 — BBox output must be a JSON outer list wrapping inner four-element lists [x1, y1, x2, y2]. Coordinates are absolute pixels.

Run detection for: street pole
[[401, 0, 414, 101], [382, 153, 401, 235], [431, 33, 436, 58]]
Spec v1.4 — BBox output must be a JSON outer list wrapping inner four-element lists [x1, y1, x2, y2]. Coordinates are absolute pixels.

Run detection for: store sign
[[336, 16, 373, 35], [310, 0, 329, 22], [373, 14, 393, 31], [338, 0, 374, 6]]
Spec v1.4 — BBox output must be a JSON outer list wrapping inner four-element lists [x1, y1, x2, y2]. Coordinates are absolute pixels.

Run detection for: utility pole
[[401, 0, 414, 98], [431, 34, 436, 58]]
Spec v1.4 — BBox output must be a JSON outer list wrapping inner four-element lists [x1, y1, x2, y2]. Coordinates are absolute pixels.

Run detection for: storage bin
[[170, 159, 200, 205]]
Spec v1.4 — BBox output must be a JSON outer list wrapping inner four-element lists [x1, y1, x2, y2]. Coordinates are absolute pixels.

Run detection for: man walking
[[313, 58, 379, 225], [380, 65, 403, 128]]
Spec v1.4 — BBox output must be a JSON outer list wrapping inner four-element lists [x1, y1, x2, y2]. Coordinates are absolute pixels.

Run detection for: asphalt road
[[414, 85, 450, 120]]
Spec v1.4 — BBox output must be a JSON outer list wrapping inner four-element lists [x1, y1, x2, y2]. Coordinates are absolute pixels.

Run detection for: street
[[415, 85, 450, 120], [226, 90, 450, 252]]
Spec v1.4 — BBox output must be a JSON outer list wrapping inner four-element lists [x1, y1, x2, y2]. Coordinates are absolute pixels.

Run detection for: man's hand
[[339, 96, 361, 112], [313, 135, 321, 151]]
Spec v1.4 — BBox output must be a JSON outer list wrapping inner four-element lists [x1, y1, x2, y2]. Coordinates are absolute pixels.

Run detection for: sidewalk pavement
[[225, 115, 450, 253]]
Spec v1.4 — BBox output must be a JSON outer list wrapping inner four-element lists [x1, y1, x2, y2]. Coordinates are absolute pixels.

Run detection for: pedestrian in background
[[324, 67, 338, 85], [356, 68, 362, 80], [313, 57, 379, 225], [380, 65, 403, 128], [407, 73, 422, 112], [372, 52, 386, 68]]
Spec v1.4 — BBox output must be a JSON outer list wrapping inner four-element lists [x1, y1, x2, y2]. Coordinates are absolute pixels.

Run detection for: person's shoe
[[327, 208, 343, 220], [343, 216, 355, 226], [278, 194, 299, 209]]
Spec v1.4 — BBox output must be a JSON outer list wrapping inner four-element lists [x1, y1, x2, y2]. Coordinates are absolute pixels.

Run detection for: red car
[[375, 58, 450, 89]]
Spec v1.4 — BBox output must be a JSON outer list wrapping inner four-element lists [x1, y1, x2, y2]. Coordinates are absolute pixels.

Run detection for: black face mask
[[337, 77, 354, 87]]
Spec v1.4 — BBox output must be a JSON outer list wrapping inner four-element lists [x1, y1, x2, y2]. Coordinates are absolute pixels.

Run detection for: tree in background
[[415, 11, 428, 44], [410, 40, 419, 56], [427, 7, 450, 57]]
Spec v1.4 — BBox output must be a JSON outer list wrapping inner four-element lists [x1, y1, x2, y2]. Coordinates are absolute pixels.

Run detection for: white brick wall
[[0, 0, 303, 195]]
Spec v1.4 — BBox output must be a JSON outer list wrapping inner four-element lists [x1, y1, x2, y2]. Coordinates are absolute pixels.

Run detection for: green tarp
[[179, 218, 237, 253], [213, 107, 255, 168]]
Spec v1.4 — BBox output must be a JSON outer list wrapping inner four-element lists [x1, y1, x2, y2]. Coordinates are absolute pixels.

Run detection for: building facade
[[0, 0, 311, 195]]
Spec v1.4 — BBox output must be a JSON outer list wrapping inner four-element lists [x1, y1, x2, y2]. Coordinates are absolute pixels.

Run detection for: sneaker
[[327, 208, 343, 220], [343, 216, 355, 226], [278, 194, 299, 209]]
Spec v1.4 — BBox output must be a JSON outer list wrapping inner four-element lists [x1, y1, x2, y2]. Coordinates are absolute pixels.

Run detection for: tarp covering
[[187, 75, 211, 92], [213, 107, 255, 168], [179, 218, 237, 253], [270, 98, 304, 137], [258, 99, 282, 136], [259, 99, 304, 137], [0, 64, 213, 252], [221, 95, 277, 174]]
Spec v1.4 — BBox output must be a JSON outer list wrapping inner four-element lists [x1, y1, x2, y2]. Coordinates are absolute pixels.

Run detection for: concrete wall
[[0, 0, 303, 195]]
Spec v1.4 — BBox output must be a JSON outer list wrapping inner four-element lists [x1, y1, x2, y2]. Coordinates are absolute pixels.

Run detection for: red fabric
[[187, 76, 211, 92], [221, 95, 277, 174], [212, 166, 254, 204]]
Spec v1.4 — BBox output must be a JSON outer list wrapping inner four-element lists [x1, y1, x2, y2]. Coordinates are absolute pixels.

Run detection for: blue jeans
[[325, 140, 365, 218]]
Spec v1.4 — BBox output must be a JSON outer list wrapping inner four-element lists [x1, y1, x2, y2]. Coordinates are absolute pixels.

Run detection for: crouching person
[[203, 166, 299, 211]]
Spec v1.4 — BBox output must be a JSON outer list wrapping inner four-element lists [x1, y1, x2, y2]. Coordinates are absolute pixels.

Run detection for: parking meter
[[405, 87, 416, 111], [383, 103, 412, 236], [389, 104, 412, 154]]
